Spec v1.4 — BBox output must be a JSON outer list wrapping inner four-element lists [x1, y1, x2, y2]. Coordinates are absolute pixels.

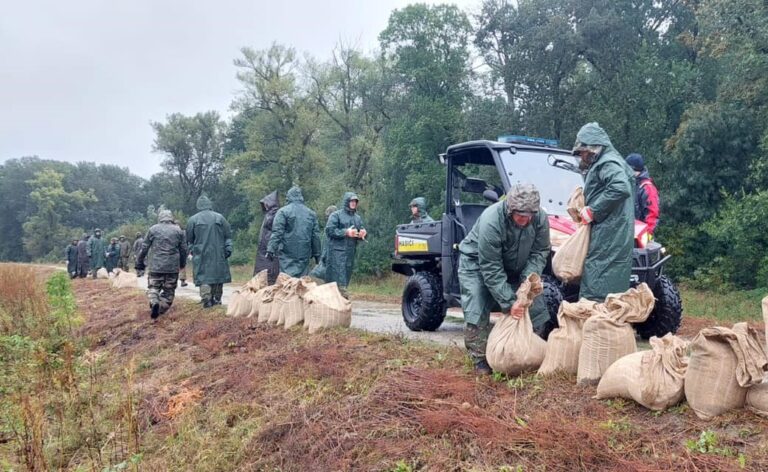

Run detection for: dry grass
[[54, 276, 768, 471]]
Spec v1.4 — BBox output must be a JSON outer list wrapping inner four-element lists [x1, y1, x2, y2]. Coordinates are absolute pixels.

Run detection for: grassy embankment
[[3, 263, 768, 470]]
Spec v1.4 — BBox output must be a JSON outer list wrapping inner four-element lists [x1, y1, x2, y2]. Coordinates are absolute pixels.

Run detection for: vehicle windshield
[[498, 149, 583, 216]]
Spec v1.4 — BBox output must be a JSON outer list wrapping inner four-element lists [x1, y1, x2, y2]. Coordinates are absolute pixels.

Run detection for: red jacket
[[635, 170, 659, 234]]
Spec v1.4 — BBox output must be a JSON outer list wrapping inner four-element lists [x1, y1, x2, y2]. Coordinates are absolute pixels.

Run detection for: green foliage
[[685, 430, 735, 457]]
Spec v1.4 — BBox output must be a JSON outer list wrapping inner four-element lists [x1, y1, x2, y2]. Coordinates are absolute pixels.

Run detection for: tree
[[151, 111, 227, 213], [22, 169, 95, 260]]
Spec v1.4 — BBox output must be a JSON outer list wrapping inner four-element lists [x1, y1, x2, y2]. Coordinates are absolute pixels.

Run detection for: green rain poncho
[[325, 192, 365, 288], [186, 196, 233, 286], [575, 122, 635, 301], [266, 186, 321, 277], [458, 185, 551, 329], [87, 231, 106, 270], [409, 197, 435, 223]]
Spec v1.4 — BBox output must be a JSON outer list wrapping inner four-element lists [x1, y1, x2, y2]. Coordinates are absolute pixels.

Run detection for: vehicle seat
[[456, 203, 488, 232]]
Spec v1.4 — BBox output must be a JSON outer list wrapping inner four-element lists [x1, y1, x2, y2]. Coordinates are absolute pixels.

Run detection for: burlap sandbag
[[304, 282, 352, 334], [538, 299, 599, 375], [685, 322, 768, 419], [226, 289, 255, 317], [552, 187, 590, 284], [746, 296, 768, 417], [245, 270, 270, 291], [282, 277, 318, 329], [111, 269, 138, 289], [486, 274, 547, 376], [96, 268, 109, 279], [577, 283, 655, 385], [595, 334, 689, 410], [256, 286, 278, 323]]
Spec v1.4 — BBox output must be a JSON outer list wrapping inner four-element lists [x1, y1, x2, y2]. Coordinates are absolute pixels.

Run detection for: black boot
[[202, 299, 213, 309], [150, 303, 160, 319], [180, 280, 188, 287], [473, 359, 493, 376]]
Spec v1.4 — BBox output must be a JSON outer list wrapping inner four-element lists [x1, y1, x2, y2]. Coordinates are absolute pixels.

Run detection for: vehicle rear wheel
[[402, 271, 447, 332], [634, 275, 683, 340], [539, 275, 564, 340]]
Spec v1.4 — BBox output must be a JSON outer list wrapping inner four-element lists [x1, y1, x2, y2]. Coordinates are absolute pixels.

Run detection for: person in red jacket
[[625, 153, 660, 235]]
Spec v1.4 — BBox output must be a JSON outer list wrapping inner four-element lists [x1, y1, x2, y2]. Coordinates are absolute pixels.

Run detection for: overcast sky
[[0, 0, 477, 179]]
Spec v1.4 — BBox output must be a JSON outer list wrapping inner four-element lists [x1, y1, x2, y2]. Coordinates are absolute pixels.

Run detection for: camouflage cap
[[506, 183, 540, 217]]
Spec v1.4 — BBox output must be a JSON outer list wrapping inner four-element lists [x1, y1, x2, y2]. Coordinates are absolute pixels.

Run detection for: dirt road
[[136, 275, 466, 347]]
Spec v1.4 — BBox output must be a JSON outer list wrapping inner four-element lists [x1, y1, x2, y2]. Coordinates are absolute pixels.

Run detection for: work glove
[[135, 262, 146, 272], [266, 251, 275, 261], [314, 256, 320, 264], [225, 249, 232, 259], [579, 206, 594, 225]]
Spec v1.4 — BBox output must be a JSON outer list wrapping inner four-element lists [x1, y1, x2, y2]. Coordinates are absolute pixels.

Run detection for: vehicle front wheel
[[633, 275, 683, 340], [402, 271, 447, 332]]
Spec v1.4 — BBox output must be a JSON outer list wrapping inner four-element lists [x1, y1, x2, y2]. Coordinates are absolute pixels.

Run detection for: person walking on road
[[325, 192, 366, 297], [253, 190, 280, 284], [66, 239, 79, 278], [625, 153, 660, 236], [457, 183, 551, 375], [409, 197, 435, 223], [118, 235, 132, 271], [186, 195, 233, 308], [135, 210, 188, 319], [572, 122, 635, 302], [87, 229, 106, 278], [266, 186, 321, 278], [76, 233, 90, 278]]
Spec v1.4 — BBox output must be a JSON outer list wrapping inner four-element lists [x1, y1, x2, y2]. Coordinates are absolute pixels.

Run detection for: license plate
[[398, 237, 428, 253]]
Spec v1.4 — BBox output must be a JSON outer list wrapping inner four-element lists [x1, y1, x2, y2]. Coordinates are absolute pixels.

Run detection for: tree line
[[2, 0, 768, 289]]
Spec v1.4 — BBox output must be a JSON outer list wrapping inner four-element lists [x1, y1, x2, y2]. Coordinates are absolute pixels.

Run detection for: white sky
[[0, 0, 478, 179]]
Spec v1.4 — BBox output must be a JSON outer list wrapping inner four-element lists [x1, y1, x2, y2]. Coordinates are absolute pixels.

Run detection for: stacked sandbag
[[595, 334, 689, 410], [304, 282, 352, 334], [552, 187, 590, 284], [255, 273, 291, 323], [96, 267, 109, 279], [283, 277, 317, 329], [486, 274, 547, 376], [685, 322, 768, 419], [226, 270, 270, 317], [745, 296, 768, 417], [538, 299, 600, 375], [577, 284, 655, 385], [111, 268, 138, 289]]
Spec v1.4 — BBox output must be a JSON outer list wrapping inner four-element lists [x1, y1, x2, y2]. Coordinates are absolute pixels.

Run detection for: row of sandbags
[[226, 271, 352, 334], [485, 273, 768, 418]]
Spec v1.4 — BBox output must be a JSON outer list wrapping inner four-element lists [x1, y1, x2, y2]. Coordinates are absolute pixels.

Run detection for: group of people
[[462, 122, 659, 375], [65, 230, 139, 279]]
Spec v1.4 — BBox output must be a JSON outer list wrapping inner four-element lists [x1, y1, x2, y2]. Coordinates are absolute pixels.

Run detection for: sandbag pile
[[745, 296, 768, 417], [226, 270, 270, 317], [256, 273, 292, 323], [552, 187, 590, 284], [269, 277, 318, 328], [595, 334, 689, 410], [538, 299, 599, 375], [684, 322, 768, 419], [577, 283, 655, 385], [96, 268, 109, 279], [486, 274, 547, 376], [303, 282, 352, 334], [110, 268, 138, 289]]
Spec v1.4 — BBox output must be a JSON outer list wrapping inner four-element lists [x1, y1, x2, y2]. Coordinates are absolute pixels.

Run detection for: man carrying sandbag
[[572, 122, 634, 302], [135, 209, 187, 319], [458, 183, 550, 375], [266, 186, 321, 278]]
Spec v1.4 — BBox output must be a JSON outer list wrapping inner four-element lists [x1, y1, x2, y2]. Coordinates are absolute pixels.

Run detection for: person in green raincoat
[[186, 196, 233, 308], [266, 186, 321, 278], [409, 197, 434, 223], [325, 192, 366, 297], [309, 204, 337, 282], [105, 237, 121, 274], [458, 183, 550, 375], [572, 122, 635, 302], [87, 228, 106, 278]]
